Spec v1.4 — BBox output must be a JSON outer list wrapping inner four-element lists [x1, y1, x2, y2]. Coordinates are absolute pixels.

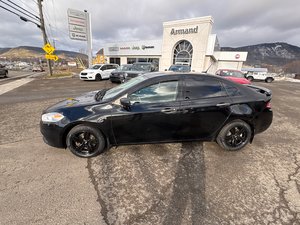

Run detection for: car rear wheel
[[95, 74, 102, 81], [265, 77, 273, 83], [247, 76, 254, 81], [66, 125, 105, 158], [216, 120, 251, 151]]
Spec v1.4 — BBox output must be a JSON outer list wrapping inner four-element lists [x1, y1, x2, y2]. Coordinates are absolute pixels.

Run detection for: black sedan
[[40, 72, 273, 158]]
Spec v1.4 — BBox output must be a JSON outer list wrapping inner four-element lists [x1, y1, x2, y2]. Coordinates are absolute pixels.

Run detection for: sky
[[0, 0, 299, 54]]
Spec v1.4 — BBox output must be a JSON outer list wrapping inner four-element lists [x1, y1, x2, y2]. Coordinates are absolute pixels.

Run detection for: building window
[[173, 40, 193, 66], [109, 58, 120, 65], [127, 58, 159, 69]]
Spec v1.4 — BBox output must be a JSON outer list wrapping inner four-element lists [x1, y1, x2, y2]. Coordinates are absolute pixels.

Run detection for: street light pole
[[37, 0, 53, 76]]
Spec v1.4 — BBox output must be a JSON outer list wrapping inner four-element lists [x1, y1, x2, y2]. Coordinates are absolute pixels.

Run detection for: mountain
[[222, 42, 300, 67], [0, 46, 87, 61]]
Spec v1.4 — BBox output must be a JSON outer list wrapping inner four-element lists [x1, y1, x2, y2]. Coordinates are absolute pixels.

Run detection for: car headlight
[[124, 73, 128, 77], [42, 112, 64, 123]]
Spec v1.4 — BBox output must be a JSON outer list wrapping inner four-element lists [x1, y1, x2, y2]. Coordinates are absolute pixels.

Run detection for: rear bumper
[[254, 109, 273, 134]]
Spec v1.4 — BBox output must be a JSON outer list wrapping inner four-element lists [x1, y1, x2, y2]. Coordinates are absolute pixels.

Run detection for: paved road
[[0, 77, 299, 224]]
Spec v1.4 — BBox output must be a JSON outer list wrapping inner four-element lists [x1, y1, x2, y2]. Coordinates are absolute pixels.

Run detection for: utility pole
[[37, 0, 53, 76]]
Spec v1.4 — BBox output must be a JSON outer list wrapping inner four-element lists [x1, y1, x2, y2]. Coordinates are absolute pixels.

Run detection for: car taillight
[[266, 101, 271, 109]]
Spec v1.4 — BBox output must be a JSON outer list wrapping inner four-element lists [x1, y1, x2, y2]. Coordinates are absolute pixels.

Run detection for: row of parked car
[[79, 62, 159, 83], [79, 63, 275, 85]]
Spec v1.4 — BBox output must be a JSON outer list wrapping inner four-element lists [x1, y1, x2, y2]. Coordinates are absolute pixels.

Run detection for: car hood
[[225, 76, 251, 84], [80, 69, 98, 73], [44, 90, 108, 113]]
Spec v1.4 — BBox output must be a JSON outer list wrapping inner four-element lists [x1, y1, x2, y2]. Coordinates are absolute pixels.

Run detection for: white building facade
[[103, 16, 247, 73]]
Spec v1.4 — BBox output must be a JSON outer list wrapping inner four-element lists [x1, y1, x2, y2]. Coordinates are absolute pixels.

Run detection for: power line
[[17, 0, 39, 15], [7, 0, 40, 20], [0, 4, 40, 28], [0, 0, 40, 22]]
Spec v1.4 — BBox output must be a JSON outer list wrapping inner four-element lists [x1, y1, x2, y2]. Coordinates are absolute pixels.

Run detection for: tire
[[4, 71, 8, 78], [216, 120, 251, 151], [95, 74, 102, 81], [265, 77, 273, 83], [247, 76, 254, 81], [66, 125, 105, 158]]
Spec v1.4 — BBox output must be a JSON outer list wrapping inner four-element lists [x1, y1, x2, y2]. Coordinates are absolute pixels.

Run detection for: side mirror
[[120, 98, 131, 110]]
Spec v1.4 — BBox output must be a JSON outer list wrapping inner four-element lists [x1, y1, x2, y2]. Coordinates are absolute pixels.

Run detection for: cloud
[[0, 0, 299, 52]]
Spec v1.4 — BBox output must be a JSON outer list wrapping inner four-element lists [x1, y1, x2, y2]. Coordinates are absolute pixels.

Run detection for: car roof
[[141, 72, 217, 79]]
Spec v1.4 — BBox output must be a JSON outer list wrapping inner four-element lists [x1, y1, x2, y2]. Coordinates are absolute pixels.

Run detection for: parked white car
[[245, 72, 274, 83], [79, 64, 119, 81]]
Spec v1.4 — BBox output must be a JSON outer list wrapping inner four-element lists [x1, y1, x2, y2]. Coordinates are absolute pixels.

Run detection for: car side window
[[101, 65, 108, 70], [185, 77, 227, 99], [222, 82, 242, 96], [128, 81, 179, 104]]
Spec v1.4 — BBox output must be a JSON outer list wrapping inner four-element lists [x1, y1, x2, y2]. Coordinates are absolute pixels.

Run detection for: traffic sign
[[45, 54, 59, 61], [43, 43, 55, 54]]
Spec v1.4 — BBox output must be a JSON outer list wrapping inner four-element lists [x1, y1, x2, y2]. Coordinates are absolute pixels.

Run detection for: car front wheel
[[66, 125, 105, 158], [216, 120, 251, 151]]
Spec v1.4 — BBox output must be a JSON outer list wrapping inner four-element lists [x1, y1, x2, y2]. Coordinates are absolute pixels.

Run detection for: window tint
[[101, 65, 108, 70], [129, 81, 179, 104], [185, 77, 227, 99], [222, 82, 242, 96]]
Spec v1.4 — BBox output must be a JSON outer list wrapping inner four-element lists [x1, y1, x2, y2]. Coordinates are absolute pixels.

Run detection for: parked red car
[[216, 69, 251, 85]]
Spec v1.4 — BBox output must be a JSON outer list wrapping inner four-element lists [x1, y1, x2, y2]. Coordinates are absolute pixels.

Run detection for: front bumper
[[40, 121, 65, 148], [80, 74, 95, 80]]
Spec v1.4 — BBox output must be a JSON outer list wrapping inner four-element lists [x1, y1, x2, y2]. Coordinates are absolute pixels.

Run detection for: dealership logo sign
[[141, 45, 155, 50], [170, 26, 198, 35]]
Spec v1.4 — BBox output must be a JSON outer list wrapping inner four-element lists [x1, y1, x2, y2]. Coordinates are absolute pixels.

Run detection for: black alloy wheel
[[247, 76, 254, 81], [66, 125, 105, 158], [217, 120, 251, 151], [95, 74, 102, 81]]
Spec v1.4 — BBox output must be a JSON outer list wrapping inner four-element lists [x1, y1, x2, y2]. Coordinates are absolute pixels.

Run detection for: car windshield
[[131, 64, 151, 71], [169, 65, 190, 72], [102, 76, 147, 100], [115, 65, 132, 71], [89, 65, 102, 70]]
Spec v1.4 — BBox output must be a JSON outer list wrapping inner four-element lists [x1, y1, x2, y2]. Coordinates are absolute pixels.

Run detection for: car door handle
[[161, 108, 177, 113], [216, 103, 231, 107]]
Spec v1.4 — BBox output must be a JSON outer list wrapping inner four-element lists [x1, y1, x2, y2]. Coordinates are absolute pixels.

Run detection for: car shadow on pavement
[[162, 142, 206, 225]]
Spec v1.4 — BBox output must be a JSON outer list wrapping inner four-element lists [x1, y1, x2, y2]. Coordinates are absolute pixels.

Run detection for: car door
[[111, 77, 183, 144], [98, 65, 108, 79], [177, 75, 232, 140]]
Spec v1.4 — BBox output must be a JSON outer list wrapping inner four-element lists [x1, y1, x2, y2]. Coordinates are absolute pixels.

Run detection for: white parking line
[[0, 78, 34, 96]]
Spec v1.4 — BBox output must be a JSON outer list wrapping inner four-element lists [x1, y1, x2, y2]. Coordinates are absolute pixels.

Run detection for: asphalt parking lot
[[0, 76, 299, 225]]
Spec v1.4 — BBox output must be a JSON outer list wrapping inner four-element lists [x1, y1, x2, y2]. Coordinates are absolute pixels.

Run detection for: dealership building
[[103, 16, 247, 73]]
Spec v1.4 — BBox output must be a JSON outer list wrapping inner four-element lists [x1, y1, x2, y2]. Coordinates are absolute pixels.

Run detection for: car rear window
[[185, 77, 227, 99]]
